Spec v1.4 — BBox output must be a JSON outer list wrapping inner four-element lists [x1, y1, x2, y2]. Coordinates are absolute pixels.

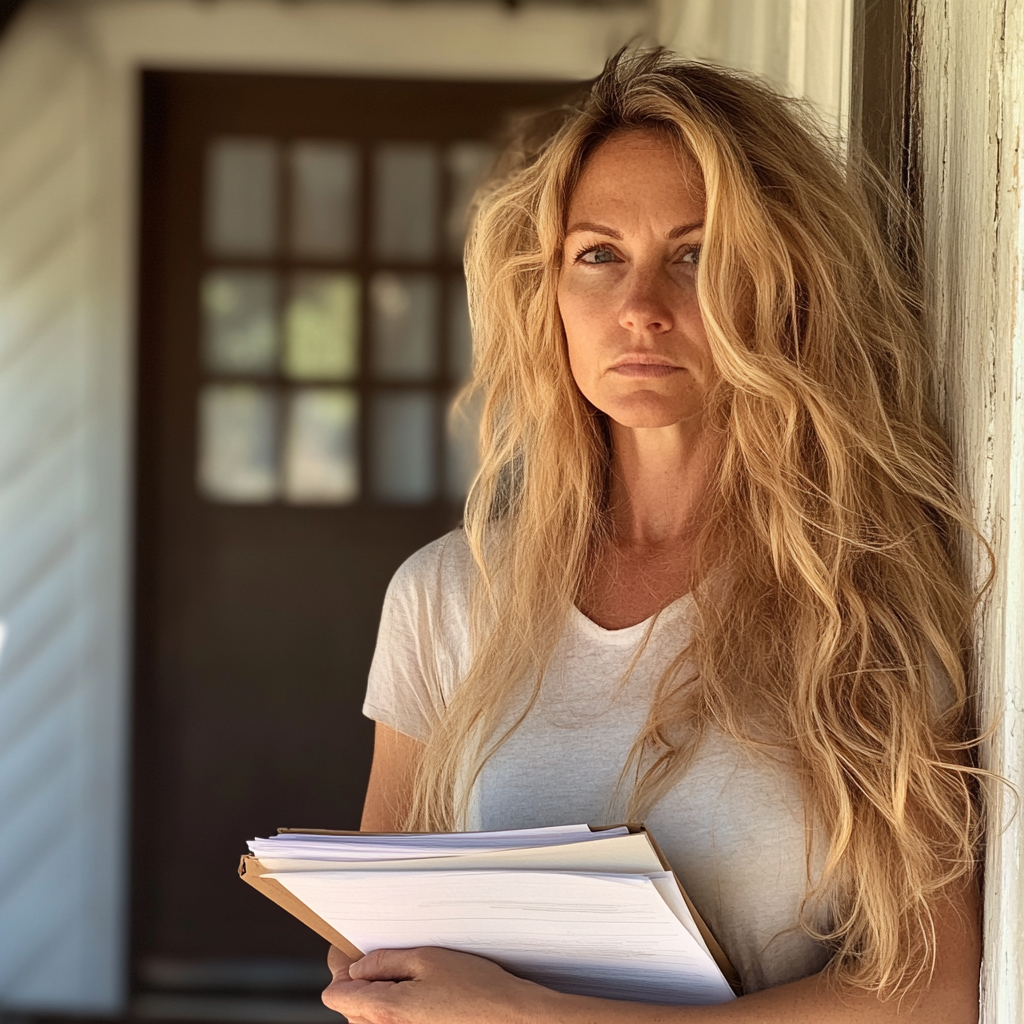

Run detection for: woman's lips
[[608, 362, 681, 378]]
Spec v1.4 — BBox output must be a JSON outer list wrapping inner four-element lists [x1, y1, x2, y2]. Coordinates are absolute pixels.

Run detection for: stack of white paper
[[245, 825, 736, 1006], [248, 824, 630, 861]]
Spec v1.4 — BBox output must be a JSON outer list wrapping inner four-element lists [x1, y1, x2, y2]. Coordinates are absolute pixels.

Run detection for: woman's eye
[[679, 245, 701, 267], [576, 245, 619, 265]]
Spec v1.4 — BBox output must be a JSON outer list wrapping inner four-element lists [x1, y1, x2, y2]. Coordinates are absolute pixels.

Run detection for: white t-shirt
[[363, 529, 832, 995]]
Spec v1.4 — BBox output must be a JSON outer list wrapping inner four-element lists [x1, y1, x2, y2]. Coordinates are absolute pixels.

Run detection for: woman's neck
[[606, 418, 714, 549], [577, 419, 716, 630]]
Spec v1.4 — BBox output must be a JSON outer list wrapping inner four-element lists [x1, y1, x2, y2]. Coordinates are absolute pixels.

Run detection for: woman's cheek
[[561, 275, 616, 336], [558, 288, 598, 387], [564, 330, 598, 406]]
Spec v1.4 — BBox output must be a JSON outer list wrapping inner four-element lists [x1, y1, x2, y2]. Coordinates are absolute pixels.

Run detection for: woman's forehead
[[568, 130, 705, 220]]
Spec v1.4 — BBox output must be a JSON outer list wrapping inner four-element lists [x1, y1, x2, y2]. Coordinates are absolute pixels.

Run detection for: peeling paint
[[916, 0, 1024, 1019]]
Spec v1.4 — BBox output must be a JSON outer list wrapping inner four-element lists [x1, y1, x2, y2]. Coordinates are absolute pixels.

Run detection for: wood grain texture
[[914, 1, 1024, 1020]]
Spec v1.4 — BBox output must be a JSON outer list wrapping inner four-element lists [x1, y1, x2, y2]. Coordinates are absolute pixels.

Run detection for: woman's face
[[557, 131, 713, 431]]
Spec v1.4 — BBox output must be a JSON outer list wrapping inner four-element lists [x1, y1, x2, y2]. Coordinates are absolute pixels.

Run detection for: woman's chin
[[601, 398, 702, 431]]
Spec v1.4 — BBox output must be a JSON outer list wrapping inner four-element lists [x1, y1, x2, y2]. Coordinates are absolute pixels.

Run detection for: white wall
[[0, 19, 130, 1013], [0, 0, 652, 1013], [659, 0, 854, 140], [914, 1, 1024, 1022]]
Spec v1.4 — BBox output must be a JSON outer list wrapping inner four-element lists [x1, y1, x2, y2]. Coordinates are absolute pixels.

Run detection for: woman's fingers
[[324, 976, 402, 1023], [326, 947, 552, 1024], [349, 946, 428, 981], [327, 945, 357, 979], [323, 946, 391, 1019]]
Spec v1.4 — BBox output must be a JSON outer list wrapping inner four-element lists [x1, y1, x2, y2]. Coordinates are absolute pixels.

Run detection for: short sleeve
[[362, 530, 472, 742]]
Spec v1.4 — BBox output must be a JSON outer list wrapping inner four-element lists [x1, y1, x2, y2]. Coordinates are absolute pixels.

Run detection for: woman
[[324, 50, 983, 1022]]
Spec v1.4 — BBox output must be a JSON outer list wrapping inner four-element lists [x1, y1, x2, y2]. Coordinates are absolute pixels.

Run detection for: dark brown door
[[132, 70, 572, 1009]]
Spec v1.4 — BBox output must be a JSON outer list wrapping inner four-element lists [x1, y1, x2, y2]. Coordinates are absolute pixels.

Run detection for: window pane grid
[[199, 134, 480, 506]]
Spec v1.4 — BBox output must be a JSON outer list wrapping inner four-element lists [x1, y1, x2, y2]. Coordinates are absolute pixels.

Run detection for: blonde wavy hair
[[408, 49, 983, 998]]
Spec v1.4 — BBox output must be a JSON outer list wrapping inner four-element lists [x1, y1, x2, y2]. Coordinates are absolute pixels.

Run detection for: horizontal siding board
[[0, 692, 76, 825], [0, 67, 89, 240], [0, 231, 86, 364], [0, 4, 120, 1012], [0, 454, 83, 610], [0, 335, 83, 464], [0, 839, 79, 997], [0, 10, 82, 141], [1, 900, 90, 1008], [0, 79, 86, 230], [0, 610, 81, 763], [0, 700, 76, 900], [0, 144, 91, 297]]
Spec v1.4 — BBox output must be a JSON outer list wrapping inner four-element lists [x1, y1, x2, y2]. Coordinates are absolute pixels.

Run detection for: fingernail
[[348, 958, 364, 978]]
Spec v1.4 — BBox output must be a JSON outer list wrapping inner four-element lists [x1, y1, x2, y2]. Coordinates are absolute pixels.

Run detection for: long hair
[[408, 48, 983, 998]]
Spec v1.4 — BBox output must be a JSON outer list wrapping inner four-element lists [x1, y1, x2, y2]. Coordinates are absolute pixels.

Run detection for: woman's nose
[[617, 269, 675, 335]]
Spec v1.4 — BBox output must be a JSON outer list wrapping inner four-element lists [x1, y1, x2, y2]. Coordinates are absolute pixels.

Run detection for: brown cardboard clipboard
[[239, 822, 741, 994], [238, 854, 363, 959]]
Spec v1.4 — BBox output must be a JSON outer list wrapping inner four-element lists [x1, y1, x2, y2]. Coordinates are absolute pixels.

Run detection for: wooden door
[[132, 70, 572, 1009]]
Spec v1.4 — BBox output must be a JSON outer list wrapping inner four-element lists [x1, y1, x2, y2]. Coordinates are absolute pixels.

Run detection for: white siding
[[915, 1, 1024, 1021], [659, 0, 854, 139], [0, 13, 129, 1013]]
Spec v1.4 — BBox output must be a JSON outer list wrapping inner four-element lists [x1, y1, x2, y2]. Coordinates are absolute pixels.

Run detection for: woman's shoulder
[[364, 528, 475, 739], [385, 527, 475, 609]]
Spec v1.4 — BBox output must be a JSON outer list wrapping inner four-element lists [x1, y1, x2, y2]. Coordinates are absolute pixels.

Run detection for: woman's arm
[[360, 722, 425, 831], [325, 873, 979, 1024], [343, 722, 979, 1023]]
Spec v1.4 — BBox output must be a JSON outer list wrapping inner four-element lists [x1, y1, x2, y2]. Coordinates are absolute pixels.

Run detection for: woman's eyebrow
[[668, 220, 704, 238], [564, 220, 705, 239], [565, 221, 622, 238]]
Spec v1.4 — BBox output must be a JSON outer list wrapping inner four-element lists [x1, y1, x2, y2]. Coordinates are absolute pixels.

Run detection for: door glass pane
[[284, 388, 359, 504], [198, 385, 278, 502], [372, 143, 438, 261], [284, 273, 360, 381], [289, 142, 359, 259], [448, 276, 473, 381], [205, 138, 278, 257], [446, 142, 494, 258], [445, 388, 480, 501], [201, 270, 278, 375], [371, 391, 435, 502], [370, 272, 438, 380]]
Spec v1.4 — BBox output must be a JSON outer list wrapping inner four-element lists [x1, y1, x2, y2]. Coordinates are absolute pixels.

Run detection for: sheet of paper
[[248, 825, 629, 861], [267, 868, 735, 1006], [646, 872, 713, 959], [255, 831, 662, 874]]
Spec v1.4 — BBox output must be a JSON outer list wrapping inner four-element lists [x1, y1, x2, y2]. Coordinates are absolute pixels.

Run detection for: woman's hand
[[321, 886, 981, 1024], [321, 945, 556, 1024]]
